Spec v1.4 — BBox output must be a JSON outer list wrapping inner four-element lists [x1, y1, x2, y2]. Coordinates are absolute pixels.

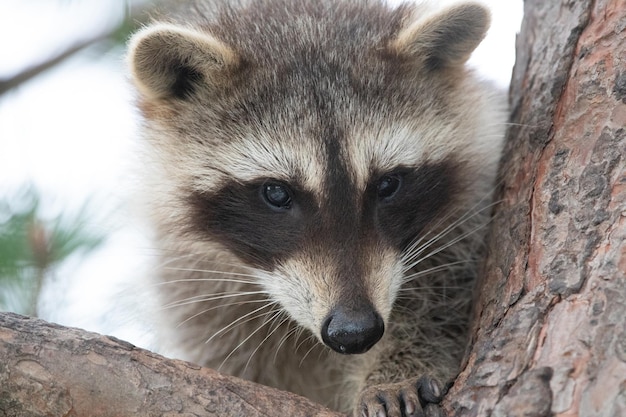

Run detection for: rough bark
[[0, 312, 341, 417], [1, 0, 625, 416], [442, 0, 626, 416]]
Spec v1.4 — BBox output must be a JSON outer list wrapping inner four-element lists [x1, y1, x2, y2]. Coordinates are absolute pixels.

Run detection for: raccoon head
[[129, 2, 502, 355]]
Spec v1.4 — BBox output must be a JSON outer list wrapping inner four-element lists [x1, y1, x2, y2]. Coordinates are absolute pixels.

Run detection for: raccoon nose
[[321, 306, 384, 354]]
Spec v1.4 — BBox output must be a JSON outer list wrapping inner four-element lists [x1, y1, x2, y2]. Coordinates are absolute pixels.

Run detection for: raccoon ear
[[128, 23, 238, 100], [391, 3, 490, 70]]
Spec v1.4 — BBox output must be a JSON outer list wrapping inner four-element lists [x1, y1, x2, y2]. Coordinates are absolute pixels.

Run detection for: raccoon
[[128, 0, 507, 415]]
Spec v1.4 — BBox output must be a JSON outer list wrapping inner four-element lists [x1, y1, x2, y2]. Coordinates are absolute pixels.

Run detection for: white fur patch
[[344, 79, 506, 193], [257, 247, 403, 339], [184, 124, 327, 197]]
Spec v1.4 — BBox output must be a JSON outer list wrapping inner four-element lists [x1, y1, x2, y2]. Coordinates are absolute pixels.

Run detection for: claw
[[357, 376, 446, 417], [416, 376, 443, 406]]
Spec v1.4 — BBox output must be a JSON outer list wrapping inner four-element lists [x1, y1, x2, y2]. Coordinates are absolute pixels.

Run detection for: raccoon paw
[[356, 376, 445, 417]]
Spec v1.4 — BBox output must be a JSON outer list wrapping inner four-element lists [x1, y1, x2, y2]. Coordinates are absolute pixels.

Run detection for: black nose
[[321, 306, 384, 354]]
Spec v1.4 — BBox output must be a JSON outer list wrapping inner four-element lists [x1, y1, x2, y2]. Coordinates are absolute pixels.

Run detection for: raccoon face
[[186, 150, 460, 354], [250, 159, 461, 355], [129, 2, 499, 354]]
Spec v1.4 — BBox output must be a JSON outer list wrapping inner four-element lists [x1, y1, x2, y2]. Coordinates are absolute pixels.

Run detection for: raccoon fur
[[128, 0, 507, 415]]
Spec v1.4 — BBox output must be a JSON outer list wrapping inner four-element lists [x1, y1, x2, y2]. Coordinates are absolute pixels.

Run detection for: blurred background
[[0, 0, 522, 351]]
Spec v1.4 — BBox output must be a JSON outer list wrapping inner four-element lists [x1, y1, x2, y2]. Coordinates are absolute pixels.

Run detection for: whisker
[[402, 260, 474, 283], [298, 335, 323, 367], [162, 290, 268, 309], [410, 195, 499, 256], [244, 313, 289, 372], [218, 306, 281, 371], [273, 323, 300, 363], [397, 284, 471, 292], [205, 301, 277, 344], [290, 326, 308, 352], [408, 215, 491, 270], [175, 299, 271, 327], [155, 276, 256, 287], [141, 246, 258, 273], [162, 267, 259, 280], [402, 183, 501, 257], [502, 121, 537, 128], [401, 198, 500, 271], [401, 205, 468, 262], [152, 252, 202, 269]]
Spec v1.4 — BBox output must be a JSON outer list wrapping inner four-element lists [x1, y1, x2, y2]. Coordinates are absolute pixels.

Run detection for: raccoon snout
[[321, 306, 384, 355]]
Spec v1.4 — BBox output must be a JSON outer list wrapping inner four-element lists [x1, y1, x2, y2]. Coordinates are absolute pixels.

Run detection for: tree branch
[[0, 35, 109, 96], [0, 312, 342, 417], [0, 2, 154, 95]]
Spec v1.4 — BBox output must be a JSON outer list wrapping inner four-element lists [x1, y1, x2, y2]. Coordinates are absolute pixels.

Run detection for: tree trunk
[[442, 0, 626, 416], [1, 0, 625, 416]]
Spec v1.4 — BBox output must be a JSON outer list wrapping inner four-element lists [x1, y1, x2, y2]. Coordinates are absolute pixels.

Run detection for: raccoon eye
[[262, 182, 293, 210], [377, 174, 403, 201]]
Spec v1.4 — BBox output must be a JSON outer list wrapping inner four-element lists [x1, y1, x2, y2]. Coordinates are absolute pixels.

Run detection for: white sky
[[0, 0, 523, 349]]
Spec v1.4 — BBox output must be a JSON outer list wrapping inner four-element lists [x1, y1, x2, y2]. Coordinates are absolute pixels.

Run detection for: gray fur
[[128, 0, 507, 414]]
